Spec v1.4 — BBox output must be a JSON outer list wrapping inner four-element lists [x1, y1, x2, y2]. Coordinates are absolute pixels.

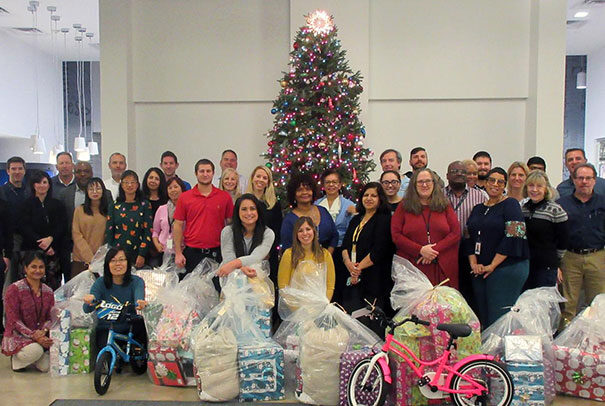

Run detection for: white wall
[[0, 30, 64, 163], [100, 0, 567, 183], [585, 45, 605, 173]]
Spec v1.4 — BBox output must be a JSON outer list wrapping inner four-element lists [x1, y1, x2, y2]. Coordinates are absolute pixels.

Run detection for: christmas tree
[[264, 10, 375, 201]]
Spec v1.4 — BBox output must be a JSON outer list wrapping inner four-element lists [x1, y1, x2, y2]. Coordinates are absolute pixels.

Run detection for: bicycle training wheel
[[347, 358, 389, 406], [94, 352, 113, 395], [450, 360, 513, 406]]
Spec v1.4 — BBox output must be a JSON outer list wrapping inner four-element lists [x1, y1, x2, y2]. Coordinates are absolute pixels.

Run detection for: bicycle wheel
[[450, 360, 513, 406], [94, 352, 113, 395], [347, 358, 389, 406]]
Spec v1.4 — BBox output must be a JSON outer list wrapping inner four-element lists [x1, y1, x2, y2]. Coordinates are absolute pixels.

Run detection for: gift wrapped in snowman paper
[[49, 308, 71, 377], [273, 260, 381, 406], [553, 294, 605, 402]]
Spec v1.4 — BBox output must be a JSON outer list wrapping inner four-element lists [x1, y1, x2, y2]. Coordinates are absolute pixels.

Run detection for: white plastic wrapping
[[142, 258, 219, 352], [53, 270, 97, 328], [273, 260, 381, 405], [133, 259, 180, 302], [390, 256, 481, 359], [192, 268, 280, 402], [555, 294, 605, 353], [481, 286, 566, 405], [88, 244, 109, 275]]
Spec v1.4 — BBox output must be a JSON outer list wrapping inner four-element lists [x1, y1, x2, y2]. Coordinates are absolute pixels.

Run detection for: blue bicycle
[[93, 300, 147, 395]]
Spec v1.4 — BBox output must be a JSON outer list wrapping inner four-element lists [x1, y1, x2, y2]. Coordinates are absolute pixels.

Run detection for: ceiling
[[567, 0, 605, 55], [0, 0, 99, 60]]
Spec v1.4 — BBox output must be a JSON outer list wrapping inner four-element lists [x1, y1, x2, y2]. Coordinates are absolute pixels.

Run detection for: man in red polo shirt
[[173, 159, 234, 276]]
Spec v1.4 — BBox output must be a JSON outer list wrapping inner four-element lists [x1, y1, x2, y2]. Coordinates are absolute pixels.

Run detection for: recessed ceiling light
[[574, 11, 589, 18]]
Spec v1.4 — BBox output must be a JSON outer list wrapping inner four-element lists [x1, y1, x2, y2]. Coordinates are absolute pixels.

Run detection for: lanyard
[[421, 210, 432, 244], [351, 216, 370, 260], [450, 191, 468, 212]]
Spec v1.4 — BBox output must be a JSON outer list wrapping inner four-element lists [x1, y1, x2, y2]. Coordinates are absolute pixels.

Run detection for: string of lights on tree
[[263, 10, 376, 201]]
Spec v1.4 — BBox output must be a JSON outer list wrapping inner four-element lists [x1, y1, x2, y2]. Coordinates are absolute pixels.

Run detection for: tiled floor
[[0, 355, 601, 406]]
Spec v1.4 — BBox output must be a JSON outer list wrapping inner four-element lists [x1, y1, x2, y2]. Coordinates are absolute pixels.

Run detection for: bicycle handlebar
[[366, 304, 430, 330]]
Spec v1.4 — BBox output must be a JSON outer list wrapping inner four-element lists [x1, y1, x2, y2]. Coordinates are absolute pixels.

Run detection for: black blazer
[[342, 211, 394, 298], [19, 196, 68, 252]]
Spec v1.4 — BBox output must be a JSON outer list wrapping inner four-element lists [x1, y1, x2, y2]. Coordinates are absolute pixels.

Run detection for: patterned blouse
[[105, 200, 153, 261], [1, 279, 54, 356]]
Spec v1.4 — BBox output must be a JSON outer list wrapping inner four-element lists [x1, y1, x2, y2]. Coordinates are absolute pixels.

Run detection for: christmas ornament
[[271, 108, 277, 114], [280, 80, 287, 88], [265, 162, 272, 168], [293, 42, 299, 50]]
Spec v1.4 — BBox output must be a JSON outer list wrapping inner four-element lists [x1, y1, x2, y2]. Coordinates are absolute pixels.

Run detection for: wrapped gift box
[[237, 341, 285, 402], [504, 335, 543, 363], [50, 309, 71, 377], [507, 362, 545, 406], [147, 345, 186, 386], [245, 305, 272, 339], [68, 327, 93, 374], [553, 345, 605, 402], [177, 348, 196, 386], [338, 347, 374, 406]]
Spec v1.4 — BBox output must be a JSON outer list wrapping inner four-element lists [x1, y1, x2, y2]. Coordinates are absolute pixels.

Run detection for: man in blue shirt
[[557, 148, 605, 197], [557, 163, 605, 328]]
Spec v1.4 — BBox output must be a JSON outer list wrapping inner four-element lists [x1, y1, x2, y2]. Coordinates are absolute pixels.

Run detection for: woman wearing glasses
[[380, 171, 403, 214], [391, 168, 460, 288], [464, 167, 530, 327], [105, 170, 153, 268]]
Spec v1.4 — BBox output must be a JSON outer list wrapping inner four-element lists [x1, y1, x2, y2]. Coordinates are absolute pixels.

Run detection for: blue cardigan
[[280, 205, 338, 250], [315, 195, 356, 247]]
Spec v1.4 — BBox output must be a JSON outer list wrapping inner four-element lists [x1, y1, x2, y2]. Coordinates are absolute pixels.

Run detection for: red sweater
[[391, 204, 461, 288]]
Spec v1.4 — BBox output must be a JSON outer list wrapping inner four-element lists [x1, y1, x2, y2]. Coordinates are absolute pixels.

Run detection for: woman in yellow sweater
[[278, 216, 335, 300]]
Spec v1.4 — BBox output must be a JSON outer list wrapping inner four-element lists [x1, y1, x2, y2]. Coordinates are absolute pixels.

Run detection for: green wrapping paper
[[69, 327, 94, 374]]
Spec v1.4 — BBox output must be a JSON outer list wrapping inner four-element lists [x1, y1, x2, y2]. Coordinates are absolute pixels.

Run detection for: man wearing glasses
[[557, 163, 605, 328], [556, 148, 605, 197]]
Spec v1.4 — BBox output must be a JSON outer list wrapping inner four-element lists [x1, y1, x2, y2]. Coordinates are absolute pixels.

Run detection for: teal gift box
[[507, 361, 545, 406]]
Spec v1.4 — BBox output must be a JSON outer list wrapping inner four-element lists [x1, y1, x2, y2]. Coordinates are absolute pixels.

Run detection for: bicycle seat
[[436, 323, 472, 338]]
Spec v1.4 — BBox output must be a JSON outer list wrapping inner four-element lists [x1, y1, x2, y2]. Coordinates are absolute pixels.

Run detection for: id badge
[[166, 238, 174, 250], [351, 250, 357, 264], [474, 242, 481, 255]]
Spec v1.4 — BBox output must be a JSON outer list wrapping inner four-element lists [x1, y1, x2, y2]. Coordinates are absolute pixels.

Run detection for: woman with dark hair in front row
[[2, 251, 54, 372], [217, 194, 275, 277], [83, 247, 147, 357], [20, 170, 68, 289], [341, 182, 394, 336]]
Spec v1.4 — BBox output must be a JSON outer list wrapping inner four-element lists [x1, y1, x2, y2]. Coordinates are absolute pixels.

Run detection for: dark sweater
[[19, 196, 68, 252], [521, 199, 568, 269]]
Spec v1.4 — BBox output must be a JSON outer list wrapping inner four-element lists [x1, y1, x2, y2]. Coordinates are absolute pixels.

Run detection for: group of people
[[1, 144, 604, 371]]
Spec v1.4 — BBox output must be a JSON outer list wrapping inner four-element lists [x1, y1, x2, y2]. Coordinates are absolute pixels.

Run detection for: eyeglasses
[[575, 176, 595, 182], [109, 258, 127, 264], [88, 186, 103, 192], [416, 179, 433, 185], [323, 180, 340, 186], [381, 180, 401, 186], [486, 177, 506, 186], [448, 169, 466, 175]]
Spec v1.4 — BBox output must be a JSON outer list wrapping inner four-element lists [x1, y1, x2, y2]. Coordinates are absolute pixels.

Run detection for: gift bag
[[133, 261, 179, 303], [482, 287, 566, 405], [274, 260, 381, 405], [53, 270, 97, 328], [553, 294, 605, 402]]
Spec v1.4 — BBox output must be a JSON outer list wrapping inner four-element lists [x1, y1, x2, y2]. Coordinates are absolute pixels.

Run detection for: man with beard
[[173, 159, 233, 277], [399, 147, 429, 195], [473, 151, 492, 191], [445, 160, 487, 311]]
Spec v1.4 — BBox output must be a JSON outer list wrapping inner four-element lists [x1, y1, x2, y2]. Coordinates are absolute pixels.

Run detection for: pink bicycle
[[346, 305, 513, 406]]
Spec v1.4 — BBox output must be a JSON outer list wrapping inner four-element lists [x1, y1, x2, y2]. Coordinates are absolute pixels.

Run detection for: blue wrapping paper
[[507, 362, 545, 406], [237, 341, 285, 402], [49, 309, 71, 377]]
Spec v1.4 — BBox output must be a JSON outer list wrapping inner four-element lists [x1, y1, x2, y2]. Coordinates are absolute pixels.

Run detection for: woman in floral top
[[105, 170, 153, 268], [464, 167, 530, 328], [2, 251, 54, 372]]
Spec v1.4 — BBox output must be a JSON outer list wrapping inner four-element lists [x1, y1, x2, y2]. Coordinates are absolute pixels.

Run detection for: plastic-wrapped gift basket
[[389, 256, 480, 406], [553, 293, 605, 402], [273, 260, 381, 406], [132, 257, 179, 303], [142, 258, 219, 386], [482, 287, 566, 405], [192, 269, 285, 402], [50, 270, 98, 377]]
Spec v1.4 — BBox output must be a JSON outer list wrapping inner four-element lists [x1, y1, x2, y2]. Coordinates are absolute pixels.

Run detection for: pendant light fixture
[[29, 1, 46, 155]]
